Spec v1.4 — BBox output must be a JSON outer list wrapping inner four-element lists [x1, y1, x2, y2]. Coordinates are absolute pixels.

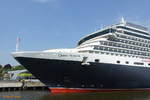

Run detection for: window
[[126, 50, 129, 53], [111, 53, 114, 55], [106, 53, 109, 55], [109, 42, 112, 46], [117, 61, 120, 63], [114, 49, 117, 52], [133, 51, 136, 55], [122, 50, 126, 53], [118, 49, 121, 52], [134, 62, 144, 65], [89, 51, 93, 53], [126, 61, 129, 64], [95, 51, 99, 54], [135, 42, 138, 45], [95, 59, 99, 63], [109, 48, 113, 51], [124, 50, 127, 53], [145, 53, 149, 56], [94, 46, 98, 50], [135, 38, 137, 40], [105, 47, 109, 51], [133, 42, 136, 45], [123, 31, 150, 40], [78, 29, 116, 45], [101, 52, 104, 54], [100, 46, 103, 50]]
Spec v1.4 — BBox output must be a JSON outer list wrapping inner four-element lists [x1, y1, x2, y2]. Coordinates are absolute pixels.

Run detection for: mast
[[16, 37, 20, 52], [120, 17, 126, 24]]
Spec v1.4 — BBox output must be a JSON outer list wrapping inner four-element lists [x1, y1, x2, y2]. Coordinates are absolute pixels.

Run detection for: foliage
[[3, 64, 12, 70], [0, 65, 3, 69], [11, 65, 25, 71], [0, 64, 26, 78], [0, 64, 28, 79], [18, 73, 32, 77]]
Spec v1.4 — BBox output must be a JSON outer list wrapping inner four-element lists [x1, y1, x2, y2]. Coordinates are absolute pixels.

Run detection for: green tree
[[12, 65, 25, 70], [0, 65, 3, 69], [0, 65, 3, 78], [3, 64, 12, 70]]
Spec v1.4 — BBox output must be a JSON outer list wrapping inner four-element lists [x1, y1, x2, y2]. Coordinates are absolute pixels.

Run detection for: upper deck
[[77, 20, 150, 46]]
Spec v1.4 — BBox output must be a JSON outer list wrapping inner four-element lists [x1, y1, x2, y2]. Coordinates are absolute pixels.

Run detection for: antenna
[[120, 17, 126, 24], [16, 36, 20, 52]]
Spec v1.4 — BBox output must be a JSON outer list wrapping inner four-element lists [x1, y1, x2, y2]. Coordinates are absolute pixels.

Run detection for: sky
[[1, 0, 150, 66]]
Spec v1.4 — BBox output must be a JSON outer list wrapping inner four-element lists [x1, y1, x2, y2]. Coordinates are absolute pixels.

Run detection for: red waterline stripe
[[49, 88, 150, 93]]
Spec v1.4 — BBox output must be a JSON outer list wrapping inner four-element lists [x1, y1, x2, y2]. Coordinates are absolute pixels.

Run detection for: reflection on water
[[0, 90, 49, 100], [42, 92, 150, 100], [1, 91, 150, 100]]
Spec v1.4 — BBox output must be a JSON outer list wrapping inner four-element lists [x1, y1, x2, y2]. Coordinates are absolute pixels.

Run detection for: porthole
[[117, 61, 120, 63], [106, 53, 109, 55], [100, 84, 103, 88], [95, 59, 99, 63], [90, 84, 95, 87], [111, 53, 114, 55], [126, 61, 129, 64], [81, 84, 85, 87]]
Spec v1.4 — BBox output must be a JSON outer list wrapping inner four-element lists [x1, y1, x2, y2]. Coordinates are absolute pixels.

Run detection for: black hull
[[15, 57, 150, 91]]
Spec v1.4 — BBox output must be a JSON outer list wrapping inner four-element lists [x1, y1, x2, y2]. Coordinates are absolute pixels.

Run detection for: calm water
[[0, 90, 150, 100]]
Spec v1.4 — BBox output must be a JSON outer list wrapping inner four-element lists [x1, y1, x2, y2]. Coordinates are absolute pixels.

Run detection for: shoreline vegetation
[[0, 64, 29, 80]]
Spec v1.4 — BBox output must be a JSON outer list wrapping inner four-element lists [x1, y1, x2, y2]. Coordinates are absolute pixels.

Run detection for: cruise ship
[[12, 18, 150, 93]]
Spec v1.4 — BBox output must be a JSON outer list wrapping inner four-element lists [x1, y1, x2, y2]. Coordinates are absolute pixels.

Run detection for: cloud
[[33, 0, 57, 3]]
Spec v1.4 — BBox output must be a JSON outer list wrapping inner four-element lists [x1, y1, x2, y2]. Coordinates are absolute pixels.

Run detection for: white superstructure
[[13, 18, 150, 68], [73, 18, 150, 67]]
